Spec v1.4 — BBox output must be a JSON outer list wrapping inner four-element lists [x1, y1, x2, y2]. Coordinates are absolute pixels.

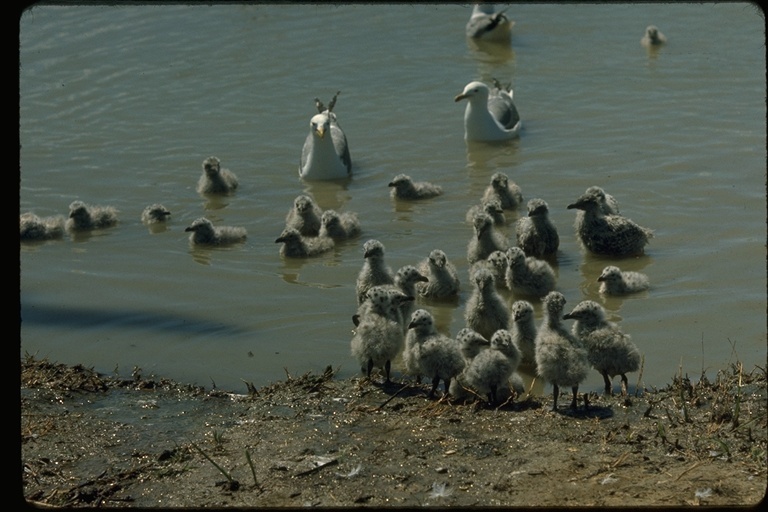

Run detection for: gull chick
[[66, 201, 118, 231], [598, 265, 650, 295], [197, 156, 238, 195], [186, 217, 246, 246], [388, 174, 443, 200]]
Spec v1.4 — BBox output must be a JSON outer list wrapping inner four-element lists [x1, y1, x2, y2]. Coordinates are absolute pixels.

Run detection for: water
[[20, 4, 766, 393]]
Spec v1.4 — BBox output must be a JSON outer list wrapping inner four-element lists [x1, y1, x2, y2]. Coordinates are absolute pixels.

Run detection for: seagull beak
[[315, 126, 326, 138], [184, 226, 194, 232], [454, 93, 467, 102]]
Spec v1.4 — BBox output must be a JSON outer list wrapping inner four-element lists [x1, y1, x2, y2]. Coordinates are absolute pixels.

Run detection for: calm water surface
[[20, 4, 766, 393]]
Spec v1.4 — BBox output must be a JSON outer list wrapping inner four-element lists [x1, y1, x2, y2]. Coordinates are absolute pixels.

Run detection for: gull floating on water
[[455, 79, 521, 142], [20, 212, 65, 241], [66, 201, 118, 232], [285, 194, 323, 236], [504, 247, 557, 298], [274, 227, 333, 257], [482, 172, 523, 211], [388, 174, 443, 200], [319, 209, 361, 240], [416, 249, 460, 299], [516, 198, 559, 258], [186, 217, 246, 246], [141, 204, 171, 224], [598, 265, 650, 295], [641, 25, 666, 47], [299, 91, 352, 180], [465, 4, 513, 42]]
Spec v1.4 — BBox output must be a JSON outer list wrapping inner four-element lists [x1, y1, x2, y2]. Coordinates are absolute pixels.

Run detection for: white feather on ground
[[285, 194, 323, 236], [407, 309, 465, 398], [66, 201, 118, 231], [563, 300, 642, 396], [504, 247, 557, 298], [274, 227, 333, 257], [186, 217, 246, 246], [455, 81, 521, 142], [467, 212, 508, 264], [388, 174, 443, 200], [355, 239, 395, 305], [597, 265, 650, 295], [516, 198, 559, 258], [535, 291, 589, 411], [416, 249, 460, 299], [464, 267, 511, 341], [197, 156, 238, 195], [20, 212, 65, 240]]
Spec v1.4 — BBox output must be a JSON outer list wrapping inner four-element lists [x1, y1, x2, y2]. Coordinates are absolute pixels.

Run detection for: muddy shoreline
[[20, 354, 767, 508]]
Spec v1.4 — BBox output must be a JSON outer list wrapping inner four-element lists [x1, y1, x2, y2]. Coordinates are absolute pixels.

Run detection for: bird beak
[[387, 182, 395, 187], [454, 93, 467, 102], [418, 276, 429, 283], [566, 202, 578, 210], [563, 313, 574, 320], [275, 236, 284, 243], [315, 126, 326, 138], [597, 276, 606, 282], [184, 226, 193, 232]]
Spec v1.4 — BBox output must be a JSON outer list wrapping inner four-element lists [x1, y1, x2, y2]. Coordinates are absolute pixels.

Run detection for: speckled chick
[[572, 186, 620, 232], [319, 209, 361, 240], [564, 300, 641, 396], [275, 227, 333, 257], [464, 267, 511, 341], [598, 265, 650, 295], [186, 217, 246, 246], [197, 156, 238, 195], [20, 212, 65, 241], [510, 300, 537, 369], [568, 188, 652, 256], [285, 195, 323, 236], [66, 201, 118, 231], [516, 198, 559, 258], [466, 198, 506, 226], [407, 309, 465, 398], [504, 247, 557, 298], [351, 287, 414, 382], [355, 239, 396, 305], [141, 204, 171, 224], [535, 291, 589, 411], [416, 249, 460, 299], [464, 329, 521, 404], [388, 174, 443, 200], [482, 172, 523, 211], [467, 212, 508, 264]]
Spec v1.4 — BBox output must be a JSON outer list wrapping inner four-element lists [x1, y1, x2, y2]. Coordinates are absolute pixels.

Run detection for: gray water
[[20, 3, 766, 394]]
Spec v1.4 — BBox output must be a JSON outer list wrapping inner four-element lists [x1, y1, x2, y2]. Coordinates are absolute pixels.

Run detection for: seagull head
[[455, 81, 489, 103], [310, 113, 332, 139]]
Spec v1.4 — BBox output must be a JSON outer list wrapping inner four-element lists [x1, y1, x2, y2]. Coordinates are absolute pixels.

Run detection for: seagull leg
[[367, 359, 374, 379], [570, 386, 579, 410], [551, 384, 559, 411], [602, 372, 613, 395], [444, 377, 451, 396], [385, 360, 392, 383], [620, 374, 628, 396], [429, 376, 440, 398]]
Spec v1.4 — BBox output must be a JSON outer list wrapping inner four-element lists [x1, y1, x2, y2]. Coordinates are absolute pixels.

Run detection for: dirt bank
[[20, 354, 767, 508]]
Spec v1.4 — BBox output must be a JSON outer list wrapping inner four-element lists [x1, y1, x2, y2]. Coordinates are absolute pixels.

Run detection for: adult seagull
[[465, 4, 513, 42], [455, 79, 521, 142], [299, 91, 352, 180]]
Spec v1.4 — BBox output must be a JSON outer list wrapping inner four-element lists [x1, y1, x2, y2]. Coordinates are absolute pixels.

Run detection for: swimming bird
[[563, 300, 641, 396], [465, 4, 513, 42], [299, 91, 352, 180], [482, 172, 523, 211], [285, 194, 323, 236], [416, 249, 460, 299], [318, 209, 361, 240], [407, 309, 465, 398], [20, 212, 65, 240], [388, 174, 443, 200], [186, 217, 246, 246], [516, 198, 559, 258], [463, 329, 521, 405], [274, 227, 333, 257], [471, 250, 508, 288], [66, 201, 118, 231], [510, 300, 537, 370], [467, 212, 508, 264], [504, 247, 557, 298], [641, 25, 666, 47], [466, 198, 506, 226], [351, 287, 414, 383], [455, 80, 521, 142], [355, 239, 396, 305], [464, 267, 511, 341], [535, 291, 589, 411], [567, 188, 653, 256], [572, 185, 620, 232], [598, 265, 650, 295], [141, 204, 171, 224], [197, 156, 238, 195]]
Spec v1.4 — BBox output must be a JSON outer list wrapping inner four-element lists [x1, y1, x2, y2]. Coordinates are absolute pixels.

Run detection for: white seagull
[[455, 79, 521, 142], [465, 4, 513, 42], [299, 91, 352, 180]]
